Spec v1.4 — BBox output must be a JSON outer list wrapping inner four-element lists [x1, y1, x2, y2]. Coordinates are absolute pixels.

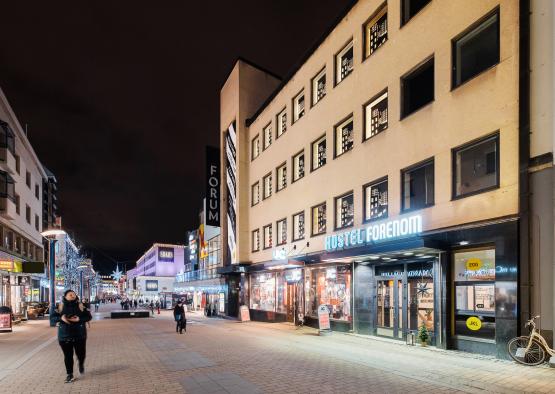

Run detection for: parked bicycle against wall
[[507, 316, 554, 366]]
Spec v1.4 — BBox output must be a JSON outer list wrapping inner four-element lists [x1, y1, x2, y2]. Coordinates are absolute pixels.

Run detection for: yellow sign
[[465, 258, 482, 271], [466, 316, 482, 331], [0, 260, 14, 271]]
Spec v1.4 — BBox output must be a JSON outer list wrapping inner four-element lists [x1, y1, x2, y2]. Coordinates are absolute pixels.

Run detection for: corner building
[[220, 0, 535, 359]]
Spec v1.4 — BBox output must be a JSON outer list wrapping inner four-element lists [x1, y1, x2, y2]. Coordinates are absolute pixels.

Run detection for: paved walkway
[[0, 303, 553, 393]]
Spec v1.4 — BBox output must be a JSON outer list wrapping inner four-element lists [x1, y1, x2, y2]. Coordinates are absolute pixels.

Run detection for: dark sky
[[0, 1, 351, 274]]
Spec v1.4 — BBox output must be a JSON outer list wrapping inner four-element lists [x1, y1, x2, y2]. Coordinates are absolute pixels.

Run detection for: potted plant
[[418, 324, 429, 347]]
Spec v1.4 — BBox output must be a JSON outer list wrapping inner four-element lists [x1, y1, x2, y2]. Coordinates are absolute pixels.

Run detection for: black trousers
[[59, 339, 86, 374], [176, 319, 186, 333]]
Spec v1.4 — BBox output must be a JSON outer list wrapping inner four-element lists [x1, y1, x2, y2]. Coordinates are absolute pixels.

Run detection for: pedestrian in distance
[[50, 289, 92, 384], [149, 301, 154, 316], [173, 301, 186, 334], [155, 300, 160, 315], [133, 299, 138, 309]]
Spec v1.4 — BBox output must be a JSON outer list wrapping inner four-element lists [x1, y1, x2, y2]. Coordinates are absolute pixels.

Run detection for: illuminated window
[[311, 68, 326, 105], [292, 150, 305, 182], [276, 163, 287, 192], [311, 202, 326, 236], [252, 229, 260, 252], [334, 116, 354, 157], [263, 123, 272, 150], [311, 134, 326, 171], [292, 211, 305, 241], [364, 178, 388, 221], [336, 41, 354, 84], [263, 173, 272, 199], [364, 4, 387, 58], [251, 134, 260, 160], [277, 108, 287, 137], [335, 192, 354, 229], [263, 224, 273, 249], [251, 181, 260, 206], [364, 90, 388, 140], [293, 91, 305, 122], [276, 218, 287, 245]]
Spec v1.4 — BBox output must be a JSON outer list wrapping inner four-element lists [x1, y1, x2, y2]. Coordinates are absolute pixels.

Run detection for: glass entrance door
[[376, 278, 403, 338], [286, 283, 295, 323]]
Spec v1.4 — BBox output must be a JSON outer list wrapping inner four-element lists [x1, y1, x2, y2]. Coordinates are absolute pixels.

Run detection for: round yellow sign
[[466, 316, 482, 331], [465, 258, 483, 271]]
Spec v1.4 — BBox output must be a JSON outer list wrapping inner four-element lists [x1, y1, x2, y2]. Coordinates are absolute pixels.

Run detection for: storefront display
[[250, 272, 276, 312], [453, 248, 495, 340], [305, 265, 351, 322]]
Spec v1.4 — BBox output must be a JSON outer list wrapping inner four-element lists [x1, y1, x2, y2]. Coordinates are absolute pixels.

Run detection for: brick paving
[[0, 303, 553, 393]]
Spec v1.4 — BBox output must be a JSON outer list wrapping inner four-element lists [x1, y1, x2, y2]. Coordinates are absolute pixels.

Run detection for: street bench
[[110, 310, 150, 319]]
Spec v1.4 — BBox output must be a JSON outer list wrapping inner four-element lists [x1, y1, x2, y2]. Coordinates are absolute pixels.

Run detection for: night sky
[[0, 1, 351, 274]]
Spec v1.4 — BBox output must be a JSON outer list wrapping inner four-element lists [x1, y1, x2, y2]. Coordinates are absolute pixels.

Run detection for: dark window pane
[[402, 58, 434, 118], [454, 13, 499, 87], [402, 0, 431, 25], [403, 161, 434, 211], [455, 136, 498, 196]]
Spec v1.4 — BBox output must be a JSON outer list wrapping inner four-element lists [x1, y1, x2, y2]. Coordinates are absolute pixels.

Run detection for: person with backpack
[[173, 300, 186, 334], [50, 289, 92, 383]]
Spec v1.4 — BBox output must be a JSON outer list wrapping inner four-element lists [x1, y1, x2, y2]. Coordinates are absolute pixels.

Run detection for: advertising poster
[[145, 280, 159, 291]]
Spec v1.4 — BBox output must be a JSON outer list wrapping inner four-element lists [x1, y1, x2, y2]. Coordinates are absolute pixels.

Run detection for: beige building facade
[[219, 0, 547, 359]]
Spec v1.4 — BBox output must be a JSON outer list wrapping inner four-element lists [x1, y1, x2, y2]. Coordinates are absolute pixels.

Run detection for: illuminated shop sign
[[158, 247, 174, 262], [272, 248, 287, 261], [145, 280, 159, 291], [325, 214, 422, 252]]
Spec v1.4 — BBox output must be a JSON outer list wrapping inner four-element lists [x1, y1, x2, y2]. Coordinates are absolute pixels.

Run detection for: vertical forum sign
[[225, 121, 237, 265], [205, 146, 220, 227]]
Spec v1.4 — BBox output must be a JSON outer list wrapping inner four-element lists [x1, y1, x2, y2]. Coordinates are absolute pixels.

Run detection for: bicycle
[[507, 315, 554, 366]]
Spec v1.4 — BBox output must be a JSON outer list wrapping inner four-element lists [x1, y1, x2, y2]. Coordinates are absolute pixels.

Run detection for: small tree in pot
[[418, 324, 429, 346]]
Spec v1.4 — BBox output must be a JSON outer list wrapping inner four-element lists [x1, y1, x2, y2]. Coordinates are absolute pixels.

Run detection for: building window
[[311, 203, 326, 236], [251, 181, 260, 206], [364, 89, 388, 140], [453, 248, 496, 340], [251, 134, 260, 160], [335, 192, 354, 230], [263, 224, 273, 249], [401, 0, 431, 26], [35, 214, 39, 231], [311, 134, 326, 171], [15, 155, 20, 174], [336, 41, 354, 84], [0, 171, 15, 202], [334, 116, 354, 158], [263, 173, 272, 199], [15, 194, 20, 214], [35, 184, 39, 199], [252, 229, 260, 252], [292, 150, 305, 182], [25, 205, 31, 224], [453, 134, 499, 198], [0, 121, 15, 155], [263, 123, 272, 150], [402, 159, 434, 211], [293, 91, 305, 122], [25, 171, 31, 188], [277, 108, 287, 137], [311, 68, 326, 105], [276, 218, 287, 245], [452, 9, 500, 88], [276, 162, 287, 192], [364, 178, 388, 222], [401, 57, 434, 119], [292, 211, 305, 241], [364, 4, 387, 58]]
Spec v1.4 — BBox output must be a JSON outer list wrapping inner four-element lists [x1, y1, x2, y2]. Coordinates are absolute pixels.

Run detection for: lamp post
[[41, 229, 67, 327]]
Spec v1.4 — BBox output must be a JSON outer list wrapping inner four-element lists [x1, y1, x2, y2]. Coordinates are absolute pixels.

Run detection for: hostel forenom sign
[[325, 214, 423, 252]]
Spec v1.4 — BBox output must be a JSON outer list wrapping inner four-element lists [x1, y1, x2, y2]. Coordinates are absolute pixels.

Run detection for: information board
[[240, 305, 250, 322], [318, 305, 331, 331]]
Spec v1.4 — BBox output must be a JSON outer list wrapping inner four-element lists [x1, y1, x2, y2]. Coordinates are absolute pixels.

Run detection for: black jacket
[[173, 304, 185, 321], [50, 299, 92, 341]]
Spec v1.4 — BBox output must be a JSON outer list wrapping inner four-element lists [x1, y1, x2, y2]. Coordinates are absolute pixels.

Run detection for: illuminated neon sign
[[325, 214, 422, 252]]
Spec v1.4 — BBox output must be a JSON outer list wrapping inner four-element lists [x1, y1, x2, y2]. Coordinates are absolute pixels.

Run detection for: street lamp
[[41, 228, 66, 327]]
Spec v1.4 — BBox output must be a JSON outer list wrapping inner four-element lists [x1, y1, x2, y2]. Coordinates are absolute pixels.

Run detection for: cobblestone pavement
[[0, 303, 554, 394]]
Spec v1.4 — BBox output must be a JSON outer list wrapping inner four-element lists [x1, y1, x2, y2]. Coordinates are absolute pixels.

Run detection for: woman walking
[[173, 300, 186, 334], [50, 289, 92, 383]]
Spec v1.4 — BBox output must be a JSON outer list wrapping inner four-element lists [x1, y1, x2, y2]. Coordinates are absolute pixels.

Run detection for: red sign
[[0, 314, 11, 330]]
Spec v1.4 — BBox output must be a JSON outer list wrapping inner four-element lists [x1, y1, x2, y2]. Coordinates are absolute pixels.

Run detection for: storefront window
[[276, 271, 287, 314], [250, 272, 275, 312], [453, 248, 495, 340], [305, 265, 351, 322]]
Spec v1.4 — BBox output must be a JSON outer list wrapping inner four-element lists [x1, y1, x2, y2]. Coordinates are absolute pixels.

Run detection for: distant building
[[42, 167, 58, 231]]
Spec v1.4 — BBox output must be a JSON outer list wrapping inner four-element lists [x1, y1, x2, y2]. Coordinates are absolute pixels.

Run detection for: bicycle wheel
[[507, 336, 546, 365]]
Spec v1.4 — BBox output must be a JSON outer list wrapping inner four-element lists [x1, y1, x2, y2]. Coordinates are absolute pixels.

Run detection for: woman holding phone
[[50, 289, 92, 383]]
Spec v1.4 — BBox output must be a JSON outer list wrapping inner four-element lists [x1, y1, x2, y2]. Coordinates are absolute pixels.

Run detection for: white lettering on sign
[[325, 215, 422, 252]]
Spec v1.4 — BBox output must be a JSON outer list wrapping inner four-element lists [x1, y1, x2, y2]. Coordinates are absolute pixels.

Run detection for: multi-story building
[[127, 243, 185, 303], [0, 87, 47, 316], [42, 167, 58, 231], [218, 0, 548, 358]]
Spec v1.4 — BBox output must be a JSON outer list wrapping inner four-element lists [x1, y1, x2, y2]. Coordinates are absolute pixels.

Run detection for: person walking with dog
[[50, 289, 92, 383]]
